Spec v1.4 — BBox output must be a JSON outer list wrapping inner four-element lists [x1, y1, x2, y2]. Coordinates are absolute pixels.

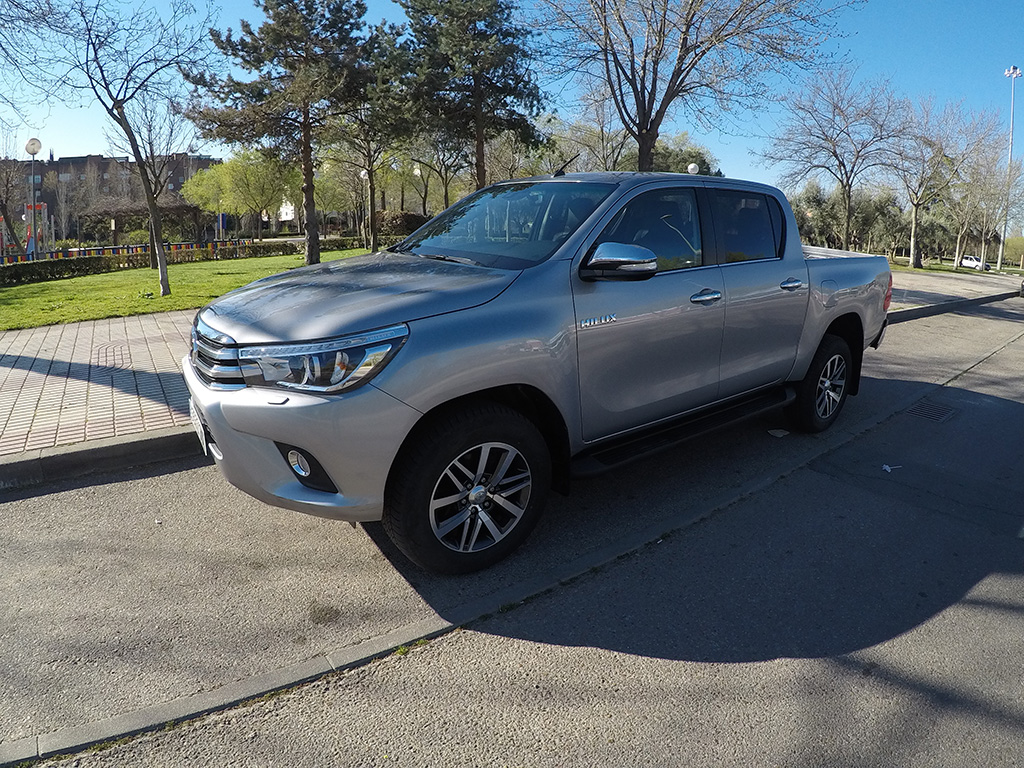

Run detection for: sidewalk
[[0, 269, 1021, 490]]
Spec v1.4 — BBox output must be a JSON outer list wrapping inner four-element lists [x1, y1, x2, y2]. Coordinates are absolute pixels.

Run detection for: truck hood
[[196, 252, 521, 344]]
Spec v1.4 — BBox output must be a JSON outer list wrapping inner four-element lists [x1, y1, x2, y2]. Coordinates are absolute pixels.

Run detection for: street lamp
[[24, 137, 41, 259], [998, 66, 1020, 272]]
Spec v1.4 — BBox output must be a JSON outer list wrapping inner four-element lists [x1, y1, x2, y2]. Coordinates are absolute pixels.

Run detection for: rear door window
[[708, 190, 783, 263]]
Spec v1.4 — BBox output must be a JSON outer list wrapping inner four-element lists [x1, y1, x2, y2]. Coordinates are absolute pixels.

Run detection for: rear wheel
[[383, 403, 551, 574], [788, 334, 851, 433]]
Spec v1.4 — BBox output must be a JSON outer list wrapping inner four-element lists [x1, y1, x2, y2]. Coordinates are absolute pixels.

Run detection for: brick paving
[[0, 311, 195, 457]]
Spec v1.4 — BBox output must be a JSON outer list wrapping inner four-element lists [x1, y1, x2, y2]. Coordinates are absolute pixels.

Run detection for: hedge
[[0, 236, 403, 287]]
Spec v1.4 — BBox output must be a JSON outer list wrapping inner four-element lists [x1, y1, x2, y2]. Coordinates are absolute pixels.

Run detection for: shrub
[[0, 255, 115, 286], [124, 229, 151, 245], [376, 210, 430, 236], [0, 236, 387, 287]]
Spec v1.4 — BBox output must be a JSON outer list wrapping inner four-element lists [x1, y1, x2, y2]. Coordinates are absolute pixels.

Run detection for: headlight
[[237, 325, 408, 393]]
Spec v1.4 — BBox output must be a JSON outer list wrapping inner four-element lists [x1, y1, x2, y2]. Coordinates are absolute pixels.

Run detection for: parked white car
[[961, 255, 990, 271]]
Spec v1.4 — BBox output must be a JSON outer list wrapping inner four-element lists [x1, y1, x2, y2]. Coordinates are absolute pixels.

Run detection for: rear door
[[572, 185, 725, 442], [706, 187, 809, 399]]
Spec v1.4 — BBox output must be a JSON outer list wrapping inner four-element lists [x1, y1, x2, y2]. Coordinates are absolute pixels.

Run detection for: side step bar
[[571, 386, 795, 477]]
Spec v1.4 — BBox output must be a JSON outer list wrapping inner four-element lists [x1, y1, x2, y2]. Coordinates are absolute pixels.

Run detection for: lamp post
[[998, 66, 1020, 272], [25, 137, 41, 259]]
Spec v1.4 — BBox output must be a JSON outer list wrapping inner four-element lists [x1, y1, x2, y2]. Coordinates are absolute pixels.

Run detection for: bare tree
[[891, 103, 1000, 268], [487, 130, 540, 183], [541, 0, 853, 172], [106, 93, 200, 263], [42, 169, 75, 241], [333, 116, 389, 253], [411, 130, 470, 210], [0, 129, 27, 256], [572, 88, 631, 171], [48, 0, 213, 295], [761, 68, 907, 250], [0, 0, 57, 123]]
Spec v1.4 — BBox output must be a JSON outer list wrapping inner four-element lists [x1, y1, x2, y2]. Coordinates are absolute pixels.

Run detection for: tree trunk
[[0, 201, 27, 257], [148, 223, 158, 269], [909, 205, 922, 269], [474, 77, 487, 189], [368, 167, 378, 253], [115, 107, 170, 295], [841, 187, 852, 251], [300, 106, 320, 265], [636, 129, 658, 172]]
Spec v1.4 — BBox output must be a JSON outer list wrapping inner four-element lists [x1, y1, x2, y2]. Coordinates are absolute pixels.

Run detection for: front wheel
[[382, 403, 551, 574], [788, 335, 852, 433]]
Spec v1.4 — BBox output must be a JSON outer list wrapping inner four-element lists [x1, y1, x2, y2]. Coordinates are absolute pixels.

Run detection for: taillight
[[884, 273, 892, 312]]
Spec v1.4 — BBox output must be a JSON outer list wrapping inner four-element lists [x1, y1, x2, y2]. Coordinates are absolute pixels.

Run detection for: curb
[[0, 426, 202, 493], [886, 290, 1022, 324]]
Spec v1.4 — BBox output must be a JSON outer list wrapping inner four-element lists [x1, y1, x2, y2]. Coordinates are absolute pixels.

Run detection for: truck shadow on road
[[367, 378, 1024, 665]]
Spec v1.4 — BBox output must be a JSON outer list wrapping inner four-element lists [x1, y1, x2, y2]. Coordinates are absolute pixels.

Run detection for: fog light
[[287, 449, 311, 477], [276, 443, 339, 494]]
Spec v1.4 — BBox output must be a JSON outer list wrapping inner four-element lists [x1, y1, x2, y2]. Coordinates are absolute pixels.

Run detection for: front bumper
[[182, 356, 422, 522]]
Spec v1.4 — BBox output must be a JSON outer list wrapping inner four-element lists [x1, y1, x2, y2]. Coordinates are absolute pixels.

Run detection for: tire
[[382, 402, 551, 574], [788, 334, 852, 433]]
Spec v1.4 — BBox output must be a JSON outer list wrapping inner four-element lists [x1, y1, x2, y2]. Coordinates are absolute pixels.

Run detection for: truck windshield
[[392, 181, 615, 269]]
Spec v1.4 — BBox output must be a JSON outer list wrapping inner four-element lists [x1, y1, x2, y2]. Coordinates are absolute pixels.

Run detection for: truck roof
[[501, 171, 785, 196]]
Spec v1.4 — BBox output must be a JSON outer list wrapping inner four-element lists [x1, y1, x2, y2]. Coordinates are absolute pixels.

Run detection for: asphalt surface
[[1, 269, 1023, 765]]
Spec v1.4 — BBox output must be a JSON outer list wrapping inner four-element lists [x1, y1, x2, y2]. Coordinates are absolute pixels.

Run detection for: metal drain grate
[[906, 401, 957, 423], [92, 343, 132, 370]]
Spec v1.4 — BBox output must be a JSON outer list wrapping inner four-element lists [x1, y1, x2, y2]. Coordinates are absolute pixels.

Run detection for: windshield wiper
[[417, 252, 479, 266]]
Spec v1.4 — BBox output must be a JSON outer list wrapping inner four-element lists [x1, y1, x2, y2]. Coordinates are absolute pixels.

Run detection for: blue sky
[[14, 0, 1022, 189]]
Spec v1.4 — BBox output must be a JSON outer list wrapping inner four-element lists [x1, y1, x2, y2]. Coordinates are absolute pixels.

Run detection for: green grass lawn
[[0, 249, 366, 331], [888, 255, 1024, 276]]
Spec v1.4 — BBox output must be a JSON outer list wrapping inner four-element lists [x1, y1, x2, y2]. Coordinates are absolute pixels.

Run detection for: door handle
[[780, 278, 804, 291], [690, 289, 723, 305]]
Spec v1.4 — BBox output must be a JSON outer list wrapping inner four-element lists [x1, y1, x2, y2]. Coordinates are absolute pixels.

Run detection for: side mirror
[[579, 242, 658, 282]]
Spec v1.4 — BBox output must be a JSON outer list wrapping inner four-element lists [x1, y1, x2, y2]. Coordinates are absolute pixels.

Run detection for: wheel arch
[[823, 313, 864, 396], [387, 384, 572, 497]]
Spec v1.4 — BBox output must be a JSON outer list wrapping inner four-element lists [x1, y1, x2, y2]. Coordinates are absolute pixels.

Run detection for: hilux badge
[[580, 314, 617, 329]]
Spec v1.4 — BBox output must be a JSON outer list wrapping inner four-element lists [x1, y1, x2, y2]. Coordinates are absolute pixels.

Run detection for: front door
[[573, 186, 725, 442]]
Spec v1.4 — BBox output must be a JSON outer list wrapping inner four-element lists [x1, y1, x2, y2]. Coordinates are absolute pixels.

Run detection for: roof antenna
[[552, 153, 580, 177]]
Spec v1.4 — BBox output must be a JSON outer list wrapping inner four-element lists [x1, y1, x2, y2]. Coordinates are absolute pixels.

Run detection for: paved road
[[3, 298, 1023, 765]]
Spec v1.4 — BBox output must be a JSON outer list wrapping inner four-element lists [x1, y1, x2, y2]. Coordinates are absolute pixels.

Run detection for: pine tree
[[186, 0, 369, 265], [401, 0, 542, 189]]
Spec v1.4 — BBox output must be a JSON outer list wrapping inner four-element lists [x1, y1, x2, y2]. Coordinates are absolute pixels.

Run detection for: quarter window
[[596, 188, 703, 271]]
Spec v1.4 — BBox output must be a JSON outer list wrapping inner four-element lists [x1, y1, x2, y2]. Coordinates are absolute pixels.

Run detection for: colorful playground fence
[[0, 240, 254, 266]]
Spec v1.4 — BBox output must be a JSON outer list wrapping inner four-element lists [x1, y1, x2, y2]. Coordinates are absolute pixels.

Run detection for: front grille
[[191, 318, 245, 389]]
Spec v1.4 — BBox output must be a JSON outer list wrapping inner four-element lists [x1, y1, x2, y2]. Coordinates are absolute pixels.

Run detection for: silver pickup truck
[[184, 173, 890, 573]]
